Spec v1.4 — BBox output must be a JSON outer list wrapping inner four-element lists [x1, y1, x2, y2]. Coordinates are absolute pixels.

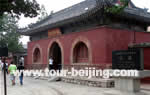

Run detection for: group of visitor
[[0, 59, 24, 86], [0, 56, 53, 86], [9, 61, 24, 86]]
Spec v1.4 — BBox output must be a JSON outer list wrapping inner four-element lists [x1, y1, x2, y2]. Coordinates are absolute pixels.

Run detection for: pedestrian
[[0, 59, 4, 72], [49, 57, 53, 70], [17, 62, 24, 85], [19, 57, 24, 66], [0, 59, 3, 71], [8, 61, 17, 86]]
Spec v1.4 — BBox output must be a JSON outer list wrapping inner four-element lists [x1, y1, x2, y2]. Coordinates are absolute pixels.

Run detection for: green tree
[[0, 0, 40, 18], [105, 0, 129, 14], [28, 5, 48, 28], [0, 14, 23, 53], [37, 5, 48, 21]]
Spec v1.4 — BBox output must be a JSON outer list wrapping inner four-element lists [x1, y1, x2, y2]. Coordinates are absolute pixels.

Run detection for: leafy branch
[[105, 0, 129, 14]]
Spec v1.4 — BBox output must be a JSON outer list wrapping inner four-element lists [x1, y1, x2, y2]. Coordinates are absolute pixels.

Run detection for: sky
[[19, 0, 150, 45]]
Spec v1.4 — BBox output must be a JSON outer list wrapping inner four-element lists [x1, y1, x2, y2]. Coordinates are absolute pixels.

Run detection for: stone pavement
[[0, 71, 150, 95]]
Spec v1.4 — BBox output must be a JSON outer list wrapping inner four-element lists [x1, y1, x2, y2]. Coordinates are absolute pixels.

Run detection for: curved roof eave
[[19, 0, 150, 36]]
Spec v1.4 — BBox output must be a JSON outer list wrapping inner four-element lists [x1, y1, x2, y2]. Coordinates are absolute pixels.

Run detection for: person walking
[[8, 61, 17, 85], [0, 59, 3, 71], [17, 62, 24, 85], [19, 57, 24, 66]]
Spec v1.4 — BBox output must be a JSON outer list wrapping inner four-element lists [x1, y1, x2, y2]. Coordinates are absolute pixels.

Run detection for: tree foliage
[[0, 0, 40, 18], [28, 5, 48, 28], [105, 0, 129, 14], [0, 14, 23, 53], [0, 0, 41, 53], [37, 5, 48, 21]]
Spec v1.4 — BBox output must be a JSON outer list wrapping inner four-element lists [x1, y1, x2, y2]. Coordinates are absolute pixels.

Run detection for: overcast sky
[[19, 0, 150, 45]]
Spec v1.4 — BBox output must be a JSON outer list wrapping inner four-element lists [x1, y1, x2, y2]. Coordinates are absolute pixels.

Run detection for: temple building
[[19, 0, 150, 81]]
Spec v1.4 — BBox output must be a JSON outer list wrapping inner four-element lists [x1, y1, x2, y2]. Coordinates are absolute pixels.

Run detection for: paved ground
[[1, 71, 150, 95]]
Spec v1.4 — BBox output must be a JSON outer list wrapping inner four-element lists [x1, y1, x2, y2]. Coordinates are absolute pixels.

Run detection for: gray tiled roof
[[20, 0, 98, 35], [124, 7, 150, 23], [33, 0, 96, 29], [19, 0, 150, 35]]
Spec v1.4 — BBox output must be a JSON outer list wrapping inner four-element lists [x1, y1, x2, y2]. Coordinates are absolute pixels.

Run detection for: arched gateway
[[49, 42, 62, 70]]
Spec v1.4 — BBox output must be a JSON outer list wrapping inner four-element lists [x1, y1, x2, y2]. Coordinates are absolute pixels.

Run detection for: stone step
[[33, 75, 114, 88], [61, 76, 114, 88], [48, 76, 61, 82], [35, 76, 61, 81]]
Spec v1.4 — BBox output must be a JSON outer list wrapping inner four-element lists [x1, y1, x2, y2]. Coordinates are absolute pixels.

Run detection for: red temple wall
[[144, 48, 150, 70], [27, 27, 107, 67], [105, 28, 150, 70], [27, 26, 150, 70]]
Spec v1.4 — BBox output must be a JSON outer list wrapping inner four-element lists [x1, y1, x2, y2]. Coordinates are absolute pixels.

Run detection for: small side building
[[13, 45, 27, 67]]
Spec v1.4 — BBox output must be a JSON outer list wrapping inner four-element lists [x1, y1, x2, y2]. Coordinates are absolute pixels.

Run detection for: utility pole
[[0, 47, 8, 95], [3, 57, 7, 95]]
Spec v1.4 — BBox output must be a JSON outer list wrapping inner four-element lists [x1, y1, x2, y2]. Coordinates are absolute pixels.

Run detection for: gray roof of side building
[[19, 0, 150, 35]]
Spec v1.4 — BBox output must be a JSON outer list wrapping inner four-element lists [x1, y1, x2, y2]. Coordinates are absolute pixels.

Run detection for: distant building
[[19, 0, 150, 82], [13, 44, 27, 67]]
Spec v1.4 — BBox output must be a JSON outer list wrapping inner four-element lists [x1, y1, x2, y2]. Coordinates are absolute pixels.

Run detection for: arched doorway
[[49, 42, 62, 70], [33, 48, 41, 64], [73, 42, 89, 63]]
